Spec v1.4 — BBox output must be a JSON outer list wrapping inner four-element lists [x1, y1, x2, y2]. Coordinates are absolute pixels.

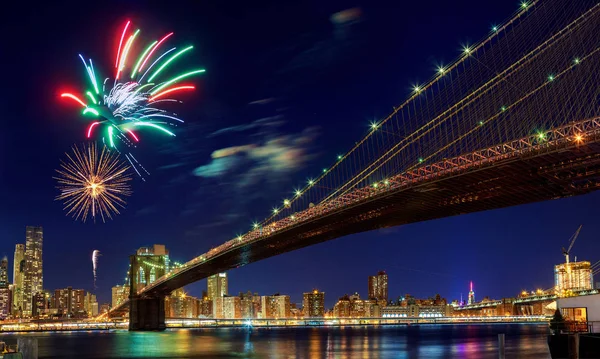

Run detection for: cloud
[[193, 156, 240, 178], [208, 115, 284, 137], [249, 98, 275, 105], [193, 127, 319, 185]]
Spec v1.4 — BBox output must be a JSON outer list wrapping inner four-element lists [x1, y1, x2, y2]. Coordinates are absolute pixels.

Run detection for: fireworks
[[60, 21, 204, 173], [55, 143, 132, 222], [92, 250, 101, 288]]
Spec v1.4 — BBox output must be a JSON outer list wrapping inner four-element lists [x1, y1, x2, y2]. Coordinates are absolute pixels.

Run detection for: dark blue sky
[[0, 0, 598, 307]]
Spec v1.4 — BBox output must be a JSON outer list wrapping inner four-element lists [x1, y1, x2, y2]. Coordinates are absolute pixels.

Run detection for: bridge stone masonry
[[112, 0, 600, 330]]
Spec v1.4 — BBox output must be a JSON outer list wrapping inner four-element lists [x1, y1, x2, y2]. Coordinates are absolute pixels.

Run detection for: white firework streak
[[92, 250, 101, 288], [104, 83, 149, 119]]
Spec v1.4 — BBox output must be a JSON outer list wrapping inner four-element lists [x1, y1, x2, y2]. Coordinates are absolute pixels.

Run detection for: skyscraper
[[23, 226, 43, 317], [12, 244, 25, 316], [0, 257, 9, 319], [111, 285, 129, 309], [303, 290, 325, 317], [368, 271, 388, 304], [207, 273, 228, 299], [468, 281, 475, 305]]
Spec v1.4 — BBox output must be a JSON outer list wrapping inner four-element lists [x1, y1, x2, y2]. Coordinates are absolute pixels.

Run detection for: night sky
[[1, 0, 598, 308]]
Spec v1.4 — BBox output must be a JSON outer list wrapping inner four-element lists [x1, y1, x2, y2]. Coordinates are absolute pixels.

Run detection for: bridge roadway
[[111, 117, 600, 316]]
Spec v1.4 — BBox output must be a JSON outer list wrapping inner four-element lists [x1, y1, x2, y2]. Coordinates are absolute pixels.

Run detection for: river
[[1, 323, 551, 358]]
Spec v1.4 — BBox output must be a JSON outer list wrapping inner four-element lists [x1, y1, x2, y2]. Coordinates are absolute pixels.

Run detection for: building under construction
[[554, 261, 594, 293]]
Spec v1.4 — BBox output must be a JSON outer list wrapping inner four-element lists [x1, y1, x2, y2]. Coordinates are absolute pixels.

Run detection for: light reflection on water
[[2, 323, 550, 358]]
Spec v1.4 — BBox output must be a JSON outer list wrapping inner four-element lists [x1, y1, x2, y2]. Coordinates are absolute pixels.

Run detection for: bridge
[[111, 0, 600, 330]]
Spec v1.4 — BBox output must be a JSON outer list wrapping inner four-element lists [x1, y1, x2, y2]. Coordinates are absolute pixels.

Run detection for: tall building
[[368, 271, 388, 304], [303, 290, 325, 317], [554, 261, 594, 293], [23, 226, 43, 317], [468, 281, 475, 305], [84, 292, 98, 317], [111, 285, 129, 309], [0, 257, 10, 319], [12, 244, 25, 316], [207, 273, 228, 300]]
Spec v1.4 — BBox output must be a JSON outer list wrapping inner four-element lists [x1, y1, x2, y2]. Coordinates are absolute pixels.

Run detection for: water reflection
[[3, 324, 551, 358]]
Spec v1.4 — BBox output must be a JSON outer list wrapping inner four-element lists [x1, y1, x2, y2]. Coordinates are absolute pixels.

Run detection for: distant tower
[[468, 281, 475, 305]]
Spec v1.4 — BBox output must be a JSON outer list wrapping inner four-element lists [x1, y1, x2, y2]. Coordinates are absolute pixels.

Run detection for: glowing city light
[[537, 132, 546, 140], [575, 134, 583, 142]]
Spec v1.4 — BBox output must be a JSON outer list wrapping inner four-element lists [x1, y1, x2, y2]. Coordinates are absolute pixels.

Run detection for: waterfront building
[[200, 295, 213, 317], [240, 291, 255, 318], [32, 291, 52, 318], [468, 281, 475, 305], [84, 292, 98, 317], [261, 294, 290, 319], [554, 261, 593, 293], [23, 226, 43, 317], [54, 287, 86, 318], [12, 244, 25, 316], [303, 290, 325, 317], [207, 273, 228, 300], [0, 257, 9, 319], [111, 285, 129, 309], [333, 295, 351, 317], [222, 295, 241, 319], [368, 271, 388, 304]]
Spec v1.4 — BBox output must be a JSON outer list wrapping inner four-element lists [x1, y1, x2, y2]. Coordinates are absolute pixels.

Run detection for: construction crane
[[562, 225, 582, 264]]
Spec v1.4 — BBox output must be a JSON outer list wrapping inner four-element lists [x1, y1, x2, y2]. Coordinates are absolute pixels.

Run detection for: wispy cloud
[[208, 115, 284, 137], [194, 127, 319, 187]]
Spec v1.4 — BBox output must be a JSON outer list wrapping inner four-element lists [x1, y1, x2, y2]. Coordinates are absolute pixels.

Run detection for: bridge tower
[[128, 245, 170, 331]]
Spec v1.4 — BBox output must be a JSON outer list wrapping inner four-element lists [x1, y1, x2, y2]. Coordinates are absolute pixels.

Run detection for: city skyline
[[1, 0, 600, 310]]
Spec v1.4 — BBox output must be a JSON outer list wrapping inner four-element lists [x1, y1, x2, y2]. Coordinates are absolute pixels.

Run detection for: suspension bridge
[[110, 0, 600, 330]]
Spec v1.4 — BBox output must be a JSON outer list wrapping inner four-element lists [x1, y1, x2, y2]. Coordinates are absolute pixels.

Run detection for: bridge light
[[237, 235, 243, 241], [479, 121, 484, 126], [253, 222, 259, 229], [437, 66, 446, 75], [547, 74, 555, 82], [295, 189, 302, 196], [491, 25, 498, 32], [520, 1, 529, 9], [307, 179, 314, 185], [322, 168, 327, 173], [462, 45, 472, 55], [337, 154, 343, 160], [370, 121, 378, 130], [418, 158, 424, 163], [413, 85, 422, 93], [384, 179, 389, 186], [500, 106, 507, 112], [575, 134, 583, 142], [291, 215, 296, 220], [373, 183, 379, 188], [283, 199, 290, 207], [573, 58, 580, 65], [537, 132, 546, 140], [272, 208, 279, 214]]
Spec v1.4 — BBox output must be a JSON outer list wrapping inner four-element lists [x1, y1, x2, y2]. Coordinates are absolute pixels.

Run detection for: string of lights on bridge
[[240, 0, 582, 237]]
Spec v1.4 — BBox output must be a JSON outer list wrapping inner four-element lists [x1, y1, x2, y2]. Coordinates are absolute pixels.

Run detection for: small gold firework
[[55, 143, 132, 222]]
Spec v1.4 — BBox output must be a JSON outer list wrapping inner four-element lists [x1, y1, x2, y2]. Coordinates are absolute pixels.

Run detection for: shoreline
[[0, 317, 549, 333]]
